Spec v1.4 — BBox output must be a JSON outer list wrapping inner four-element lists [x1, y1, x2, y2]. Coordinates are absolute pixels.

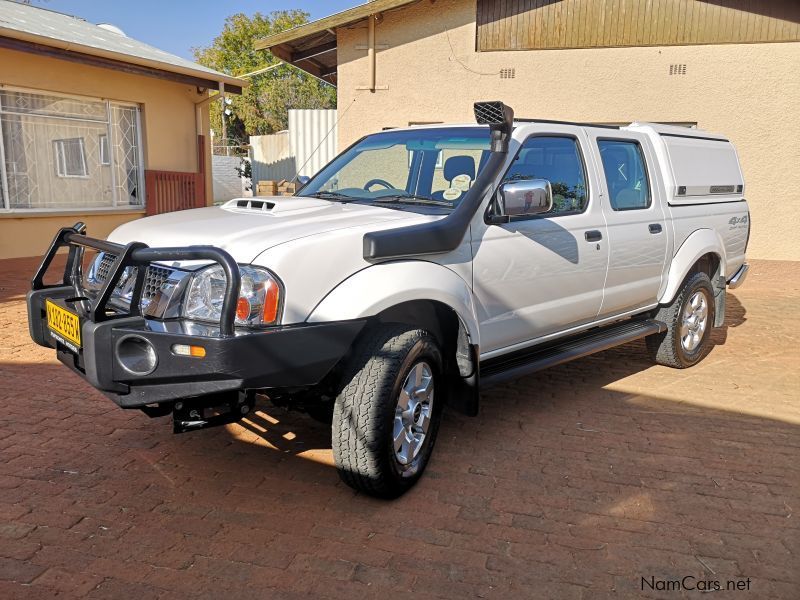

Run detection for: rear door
[[585, 130, 669, 317]]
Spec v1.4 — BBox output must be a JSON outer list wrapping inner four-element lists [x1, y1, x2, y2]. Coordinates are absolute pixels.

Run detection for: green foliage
[[235, 157, 252, 191], [193, 11, 336, 143]]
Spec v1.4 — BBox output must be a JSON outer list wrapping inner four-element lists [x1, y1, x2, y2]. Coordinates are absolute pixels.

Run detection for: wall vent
[[669, 64, 687, 75], [500, 67, 516, 79]]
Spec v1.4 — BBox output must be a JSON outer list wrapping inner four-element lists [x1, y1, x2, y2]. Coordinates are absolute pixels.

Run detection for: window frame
[[53, 137, 89, 179], [487, 133, 592, 223], [596, 137, 653, 212]]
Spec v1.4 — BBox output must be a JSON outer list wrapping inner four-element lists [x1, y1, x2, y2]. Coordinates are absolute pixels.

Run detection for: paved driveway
[[0, 257, 798, 599]]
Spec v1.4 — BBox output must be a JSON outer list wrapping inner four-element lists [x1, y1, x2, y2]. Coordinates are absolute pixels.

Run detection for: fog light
[[172, 344, 206, 358], [116, 335, 158, 376]]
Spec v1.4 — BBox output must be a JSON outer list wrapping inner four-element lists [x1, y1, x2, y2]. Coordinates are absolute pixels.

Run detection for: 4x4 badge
[[729, 215, 748, 227]]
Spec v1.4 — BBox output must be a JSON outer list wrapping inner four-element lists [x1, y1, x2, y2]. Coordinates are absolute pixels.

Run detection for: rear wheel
[[331, 325, 443, 498], [647, 271, 715, 368]]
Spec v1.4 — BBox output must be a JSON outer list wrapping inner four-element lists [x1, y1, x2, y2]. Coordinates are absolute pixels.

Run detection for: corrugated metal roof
[[0, 0, 244, 89], [254, 0, 421, 85], [255, 0, 418, 50]]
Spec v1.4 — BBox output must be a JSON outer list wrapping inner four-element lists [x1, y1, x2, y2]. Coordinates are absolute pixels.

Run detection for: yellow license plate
[[45, 300, 82, 349]]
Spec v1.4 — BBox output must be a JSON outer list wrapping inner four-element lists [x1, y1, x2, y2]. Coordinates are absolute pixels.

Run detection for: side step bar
[[480, 318, 666, 388]]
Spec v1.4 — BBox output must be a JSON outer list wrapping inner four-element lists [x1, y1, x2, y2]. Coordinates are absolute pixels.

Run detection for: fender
[[659, 228, 727, 305], [308, 261, 481, 346]]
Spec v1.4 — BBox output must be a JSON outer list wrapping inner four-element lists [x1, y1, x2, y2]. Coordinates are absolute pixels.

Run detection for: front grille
[[95, 253, 172, 301], [96, 253, 116, 283], [143, 265, 171, 300]]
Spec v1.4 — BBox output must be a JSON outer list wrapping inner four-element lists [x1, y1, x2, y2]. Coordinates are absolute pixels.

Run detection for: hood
[[108, 196, 428, 263]]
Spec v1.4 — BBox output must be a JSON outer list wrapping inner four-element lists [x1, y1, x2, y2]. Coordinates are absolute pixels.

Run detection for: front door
[[585, 130, 669, 317], [471, 130, 609, 356]]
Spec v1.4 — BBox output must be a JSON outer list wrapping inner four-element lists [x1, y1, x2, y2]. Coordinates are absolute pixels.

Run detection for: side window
[[597, 140, 651, 210], [502, 136, 588, 214]]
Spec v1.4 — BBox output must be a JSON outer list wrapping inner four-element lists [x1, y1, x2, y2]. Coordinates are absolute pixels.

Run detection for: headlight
[[183, 265, 282, 327]]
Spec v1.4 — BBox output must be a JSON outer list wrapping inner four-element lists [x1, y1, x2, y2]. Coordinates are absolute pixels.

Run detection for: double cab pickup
[[28, 102, 750, 497]]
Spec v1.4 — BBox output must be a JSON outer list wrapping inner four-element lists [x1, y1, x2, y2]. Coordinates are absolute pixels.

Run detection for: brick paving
[[0, 256, 798, 599]]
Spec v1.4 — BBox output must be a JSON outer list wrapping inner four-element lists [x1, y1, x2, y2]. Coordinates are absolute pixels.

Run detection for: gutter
[[0, 27, 247, 90]]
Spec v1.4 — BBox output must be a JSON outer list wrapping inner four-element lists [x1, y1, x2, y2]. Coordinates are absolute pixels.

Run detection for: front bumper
[[28, 288, 364, 408], [26, 225, 365, 409]]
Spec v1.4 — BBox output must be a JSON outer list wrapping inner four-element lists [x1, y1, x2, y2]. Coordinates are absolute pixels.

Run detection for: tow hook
[[156, 391, 256, 434]]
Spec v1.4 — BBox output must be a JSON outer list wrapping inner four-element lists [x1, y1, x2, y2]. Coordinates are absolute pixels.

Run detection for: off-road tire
[[646, 271, 716, 368], [332, 324, 443, 498]]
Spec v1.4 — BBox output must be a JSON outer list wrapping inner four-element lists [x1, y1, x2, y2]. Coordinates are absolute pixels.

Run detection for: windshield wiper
[[373, 194, 454, 208], [305, 191, 358, 202]]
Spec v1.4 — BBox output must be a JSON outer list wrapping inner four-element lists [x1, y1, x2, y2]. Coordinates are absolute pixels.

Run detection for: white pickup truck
[[28, 102, 749, 498]]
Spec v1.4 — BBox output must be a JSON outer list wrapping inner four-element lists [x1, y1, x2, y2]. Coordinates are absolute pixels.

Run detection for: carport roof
[[0, 0, 246, 93], [254, 0, 420, 86]]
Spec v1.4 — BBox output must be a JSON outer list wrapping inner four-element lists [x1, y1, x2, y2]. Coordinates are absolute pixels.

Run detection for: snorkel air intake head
[[474, 101, 514, 153]]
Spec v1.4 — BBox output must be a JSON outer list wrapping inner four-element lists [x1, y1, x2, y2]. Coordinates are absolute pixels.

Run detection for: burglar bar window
[[54, 138, 88, 178], [0, 87, 144, 211]]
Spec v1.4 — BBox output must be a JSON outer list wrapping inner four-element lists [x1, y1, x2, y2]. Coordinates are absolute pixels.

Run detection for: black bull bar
[[32, 222, 241, 335]]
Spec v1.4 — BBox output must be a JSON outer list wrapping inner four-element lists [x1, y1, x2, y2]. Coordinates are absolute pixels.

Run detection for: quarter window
[[502, 136, 588, 214], [597, 140, 651, 210]]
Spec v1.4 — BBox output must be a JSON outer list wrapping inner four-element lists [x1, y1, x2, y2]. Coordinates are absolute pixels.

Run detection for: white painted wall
[[212, 154, 246, 203]]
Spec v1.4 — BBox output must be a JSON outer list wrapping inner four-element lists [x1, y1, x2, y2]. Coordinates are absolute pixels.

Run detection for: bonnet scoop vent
[[221, 197, 332, 214], [233, 199, 276, 211]]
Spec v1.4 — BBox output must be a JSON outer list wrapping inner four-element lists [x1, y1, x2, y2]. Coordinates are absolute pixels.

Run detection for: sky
[[40, 0, 358, 60]]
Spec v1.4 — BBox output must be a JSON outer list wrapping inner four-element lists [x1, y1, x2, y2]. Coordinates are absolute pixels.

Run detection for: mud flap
[[714, 275, 726, 327], [448, 343, 480, 417]]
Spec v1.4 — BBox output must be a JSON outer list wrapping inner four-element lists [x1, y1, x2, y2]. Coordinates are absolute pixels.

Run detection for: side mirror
[[498, 179, 553, 217], [296, 175, 311, 185]]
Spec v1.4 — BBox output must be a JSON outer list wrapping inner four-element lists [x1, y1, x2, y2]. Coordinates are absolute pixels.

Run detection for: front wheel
[[332, 325, 443, 498], [647, 271, 716, 368]]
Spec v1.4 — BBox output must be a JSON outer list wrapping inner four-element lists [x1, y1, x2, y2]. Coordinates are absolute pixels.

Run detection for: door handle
[[584, 230, 603, 242], [649, 223, 663, 234]]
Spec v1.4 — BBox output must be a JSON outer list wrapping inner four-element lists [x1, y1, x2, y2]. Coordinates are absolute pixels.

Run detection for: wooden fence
[[144, 134, 207, 215], [144, 170, 205, 216]]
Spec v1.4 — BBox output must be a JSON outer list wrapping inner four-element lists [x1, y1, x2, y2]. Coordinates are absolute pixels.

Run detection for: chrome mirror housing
[[498, 179, 553, 217]]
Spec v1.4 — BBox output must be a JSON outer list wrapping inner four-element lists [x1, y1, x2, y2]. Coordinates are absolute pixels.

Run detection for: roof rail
[[514, 118, 621, 130]]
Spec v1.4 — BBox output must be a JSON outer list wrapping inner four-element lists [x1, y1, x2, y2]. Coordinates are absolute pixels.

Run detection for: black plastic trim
[[362, 102, 515, 261], [660, 132, 729, 143], [363, 148, 509, 260], [514, 118, 621, 130], [668, 199, 748, 207], [481, 318, 666, 388]]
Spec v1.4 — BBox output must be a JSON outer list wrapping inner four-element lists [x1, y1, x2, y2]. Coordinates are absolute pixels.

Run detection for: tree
[[193, 11, 336, 144]]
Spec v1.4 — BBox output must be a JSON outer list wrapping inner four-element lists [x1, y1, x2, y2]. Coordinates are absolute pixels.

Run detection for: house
[[0, 0, 245, 259], [257, 0, 800, 261]]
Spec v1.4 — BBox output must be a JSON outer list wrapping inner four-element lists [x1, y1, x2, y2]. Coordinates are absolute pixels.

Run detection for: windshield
[[297, 127, 492, 212]]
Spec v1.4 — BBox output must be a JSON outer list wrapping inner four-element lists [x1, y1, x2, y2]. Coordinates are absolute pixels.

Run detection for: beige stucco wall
[[0, 47, 212, 259], [336, 0, 800, 261]]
